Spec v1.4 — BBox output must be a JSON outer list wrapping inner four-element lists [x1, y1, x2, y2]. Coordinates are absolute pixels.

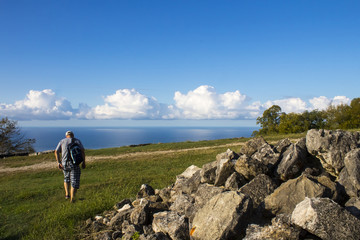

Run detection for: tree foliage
[[255, 98, 360, 135], [256, 105, 282, 134], [0, 117, 35, 156]]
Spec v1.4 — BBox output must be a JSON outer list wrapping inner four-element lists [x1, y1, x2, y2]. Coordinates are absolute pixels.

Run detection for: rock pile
[[81, 129, 360, 240]]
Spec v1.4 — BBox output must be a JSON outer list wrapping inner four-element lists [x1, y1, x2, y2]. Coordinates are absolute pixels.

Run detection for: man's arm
[[55, 150, 63, 170]]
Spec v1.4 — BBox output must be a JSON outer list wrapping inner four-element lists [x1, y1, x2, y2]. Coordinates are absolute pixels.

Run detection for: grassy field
[[0, 137, 251, 240], [1, 130, 345, 240]]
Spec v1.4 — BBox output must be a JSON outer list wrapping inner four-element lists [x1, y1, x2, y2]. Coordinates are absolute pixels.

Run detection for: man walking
[[55, 131, 85, 203]]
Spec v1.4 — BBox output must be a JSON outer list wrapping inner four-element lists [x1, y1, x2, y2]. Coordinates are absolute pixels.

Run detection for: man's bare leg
[[70, 187, 77, 203], [64, 182, 70, 199]]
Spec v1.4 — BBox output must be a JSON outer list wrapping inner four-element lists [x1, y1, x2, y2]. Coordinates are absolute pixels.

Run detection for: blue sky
[[0, 0, 359, 127]]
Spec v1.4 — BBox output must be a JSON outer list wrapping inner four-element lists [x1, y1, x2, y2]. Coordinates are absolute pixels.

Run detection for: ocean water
[[22, 126, 259, 152]]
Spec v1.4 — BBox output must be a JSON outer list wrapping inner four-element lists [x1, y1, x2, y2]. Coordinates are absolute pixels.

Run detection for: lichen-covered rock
[[264, 174, 333, 215], [291, 197, 360, 240], [240, 137, 267, 156], [251, 143, 280, 170], [243, 214, 301, 240], [109, 207, 134, 230], [239, 174, 277, 209], [137, 184, 155, 199], [173, 165, 201, 195], [235, 155, 269, 180], [306, 129, 358, 175], [169, 193, 194, 218], [200, 160, 217, 184], [114, 199, 132, 211], [191, 191, 252, 240], [130, 199, 150, 225], [193, 184, 224, 210], [274, 138, 292, 154], [214, 153, 236, 186], [224, 172, 247, 191], [152, 211, 189, 240], [338, 148, 360, 197], [215, 148, 239, 162], [276, 138, 308, 181]]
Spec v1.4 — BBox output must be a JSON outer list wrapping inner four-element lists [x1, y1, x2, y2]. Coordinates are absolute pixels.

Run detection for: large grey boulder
[[251, 143, 280, 170], [137, 184, 155, 199], [224, 172, 247, 191], [338, 148, 360, 197], [243, 214, 301, 240], [109, 207, 134, 230], [276, 138, 308, 181], [130, 199, 150, 225], [200, 160, 217, 184], [173, 165, 201, 195], [264, 174, 335, 215], [216, 148, 240, 162], [169, 193, 194, 219], [274, 138, 292, 154], [240, 137, 267, 156], [306, 129, 358, 175], [291, 197, 360, 240], [214, 149, 237, 186], [191, 191, 252, 240], [235, 155, 269, 181], [239, 174, 277, 209], [152, 211, 189, 240], [193, 183, 224, 210]]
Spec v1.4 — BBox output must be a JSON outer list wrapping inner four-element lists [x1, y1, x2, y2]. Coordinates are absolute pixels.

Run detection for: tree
[[349, 98, 360, 128], [256, 105, 282, 134], [0, 117, 35, 156]]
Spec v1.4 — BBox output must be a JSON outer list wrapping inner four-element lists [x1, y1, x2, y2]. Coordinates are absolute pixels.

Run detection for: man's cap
[[65, 131, 74, 136]]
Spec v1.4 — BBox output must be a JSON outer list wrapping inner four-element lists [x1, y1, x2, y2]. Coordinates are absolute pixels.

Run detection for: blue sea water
[[22, 126, 259, 152]]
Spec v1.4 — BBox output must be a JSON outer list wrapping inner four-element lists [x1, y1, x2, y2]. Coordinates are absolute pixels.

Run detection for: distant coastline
[[22, 126, 259, 152]]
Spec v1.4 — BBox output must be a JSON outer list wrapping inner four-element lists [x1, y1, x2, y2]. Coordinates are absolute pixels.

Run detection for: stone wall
[[81, 129, 360, 240]]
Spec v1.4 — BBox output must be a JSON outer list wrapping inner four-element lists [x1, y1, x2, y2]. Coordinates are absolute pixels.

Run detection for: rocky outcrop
[[81, 129, 360, 240], [191, 191, 252, 240], [306, 129, 359, 175], [291, 197, 360, 240], [264, 174, 339, 215], [276, 138, 308, 181], [338, 148, 360, 197]]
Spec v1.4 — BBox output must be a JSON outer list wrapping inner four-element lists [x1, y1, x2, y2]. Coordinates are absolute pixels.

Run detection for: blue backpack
[[68, 138, 84, 165]]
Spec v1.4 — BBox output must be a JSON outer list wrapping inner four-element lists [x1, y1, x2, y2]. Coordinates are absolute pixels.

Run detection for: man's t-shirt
[[55, 138, 84, 167]]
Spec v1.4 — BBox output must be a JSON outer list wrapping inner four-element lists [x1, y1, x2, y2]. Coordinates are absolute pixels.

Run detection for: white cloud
[[309, 96, 331, 110], [0, 89, 73, 120], [0, 87, 353, 121], [83, 89, 162, 119], [309, 96, 351, 110], [264, 98, 308, 113], [331, 96, 350, 107], [170, 85, 251, 119]]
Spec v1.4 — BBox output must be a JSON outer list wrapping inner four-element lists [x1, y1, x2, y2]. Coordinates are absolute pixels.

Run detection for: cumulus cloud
[[83, 89, 162, 119], [0, 89, 73, 120], [170, 85, 251, 119], [309, 96, 351, 111], [264, 98, 308, 113], [0, 87, 353, 121]]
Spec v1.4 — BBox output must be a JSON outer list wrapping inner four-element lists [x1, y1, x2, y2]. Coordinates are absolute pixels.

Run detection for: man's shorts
[[63, 165, 81, 189]]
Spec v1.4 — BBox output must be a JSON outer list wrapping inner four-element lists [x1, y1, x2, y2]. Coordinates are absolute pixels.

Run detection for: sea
[[22, 126, 259, 152]]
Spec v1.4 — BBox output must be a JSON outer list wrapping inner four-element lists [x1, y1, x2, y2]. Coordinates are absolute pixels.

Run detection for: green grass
[[0, 142, 232, 240], [0, 132, 322, 240], [0, 138, 247, 169]]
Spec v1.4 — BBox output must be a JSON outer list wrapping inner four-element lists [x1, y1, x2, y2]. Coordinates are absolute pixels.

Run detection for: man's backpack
[[68, 138, 84, 165]]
